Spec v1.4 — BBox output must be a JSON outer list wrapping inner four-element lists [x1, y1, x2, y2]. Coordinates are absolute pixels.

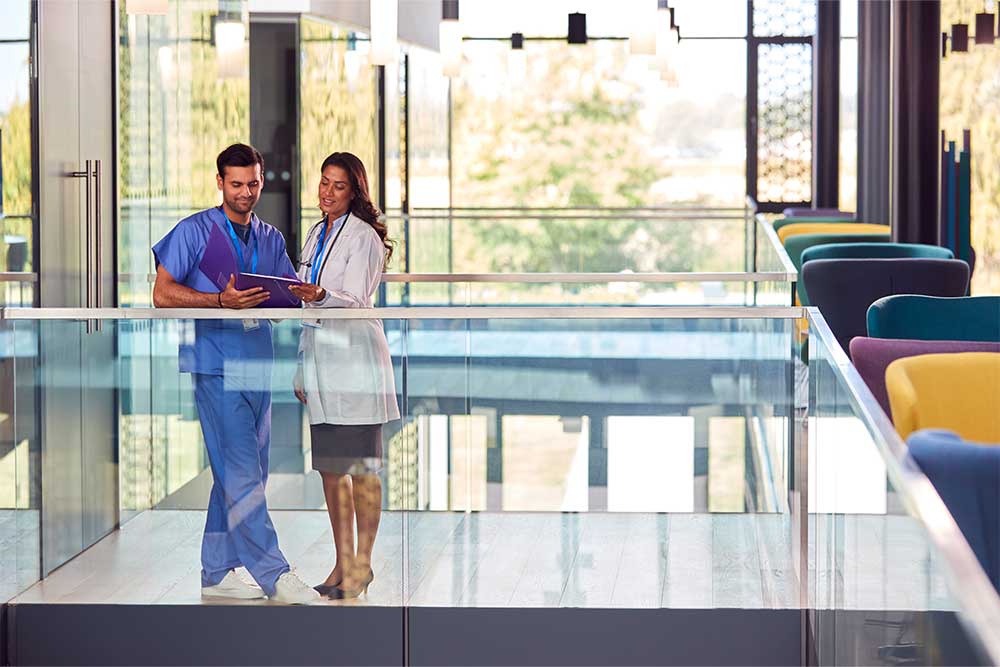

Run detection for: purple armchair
[[849, 337, 1000, 419]]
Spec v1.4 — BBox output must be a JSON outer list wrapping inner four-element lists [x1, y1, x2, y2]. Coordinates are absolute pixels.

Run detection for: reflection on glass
[[608, 416, 694, 512]]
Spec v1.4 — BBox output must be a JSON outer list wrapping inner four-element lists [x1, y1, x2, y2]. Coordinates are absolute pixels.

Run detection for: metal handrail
[[806, 308, 1000, 663], [0, 305, 807, 321], [0, 272, 38, 282], [120, 270, 798, 284], [380, 271, 797, 283]]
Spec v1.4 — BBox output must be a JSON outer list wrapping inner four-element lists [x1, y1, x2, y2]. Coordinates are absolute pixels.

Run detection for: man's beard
[[227, 197, 255, 214]]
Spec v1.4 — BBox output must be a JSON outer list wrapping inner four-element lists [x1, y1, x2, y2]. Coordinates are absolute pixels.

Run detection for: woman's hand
[[289, 282, 326, 303], [293, 364, 306, 404]]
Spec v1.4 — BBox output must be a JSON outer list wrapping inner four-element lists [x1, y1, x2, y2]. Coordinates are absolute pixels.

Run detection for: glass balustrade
[[1, 306, 996, 664]]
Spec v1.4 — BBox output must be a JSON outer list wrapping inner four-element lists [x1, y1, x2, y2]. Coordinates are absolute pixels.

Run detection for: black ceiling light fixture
[[568, 12, 587, 44], [975, 10, 995, 44], [951, 21, 970, 51]]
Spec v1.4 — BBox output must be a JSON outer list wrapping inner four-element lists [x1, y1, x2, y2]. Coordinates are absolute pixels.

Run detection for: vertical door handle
[[93, 160, 103, 332], [68, 162, 94, 332]]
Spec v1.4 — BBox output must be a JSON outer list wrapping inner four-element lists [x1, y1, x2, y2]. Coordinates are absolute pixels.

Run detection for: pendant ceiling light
[[126, 0, 168, 15], [214, 5, 246, 80], [654, 2, 678, 74], [508, 32, 526, 85], [568, 12, 587, 44], [371, 0, 398, 66], [629, 0, 657, 55], [975, 11, 995, 44], [951, 22, 969, 51], [440, 0, 462, 78]]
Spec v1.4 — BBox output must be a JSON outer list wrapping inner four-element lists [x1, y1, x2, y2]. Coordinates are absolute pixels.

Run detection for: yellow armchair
[[777, 222, 891, 244], [885, 352, 1000, 443]]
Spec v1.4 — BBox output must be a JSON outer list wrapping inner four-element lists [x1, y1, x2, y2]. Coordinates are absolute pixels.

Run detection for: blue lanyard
[[224, 212, 258, 274], [310, 223, 329, 285], [310, 214, 346, 284]]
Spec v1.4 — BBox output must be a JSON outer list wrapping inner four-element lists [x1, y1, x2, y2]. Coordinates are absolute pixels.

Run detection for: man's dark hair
[[216, 143, 264, 178]]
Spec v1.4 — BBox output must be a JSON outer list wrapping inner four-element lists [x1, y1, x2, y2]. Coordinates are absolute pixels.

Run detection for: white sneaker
[[202, 569, 266, 600], [271, 570, 321, 605]]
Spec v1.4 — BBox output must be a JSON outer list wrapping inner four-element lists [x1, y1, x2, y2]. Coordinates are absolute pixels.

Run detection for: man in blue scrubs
[[152, 143, 318, 605]]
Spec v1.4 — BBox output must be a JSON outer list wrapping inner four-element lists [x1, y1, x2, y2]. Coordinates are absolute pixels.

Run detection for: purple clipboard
[[199, 223, 302, 307], [198, 223, 239, 291], [234, 273, 303, 308]]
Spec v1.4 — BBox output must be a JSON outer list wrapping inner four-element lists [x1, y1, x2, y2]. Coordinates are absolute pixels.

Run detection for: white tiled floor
[[11, 509, 954, 611]]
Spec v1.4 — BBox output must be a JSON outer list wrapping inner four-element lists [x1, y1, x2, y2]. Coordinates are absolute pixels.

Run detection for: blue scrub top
[[152, 206, 297, 377]]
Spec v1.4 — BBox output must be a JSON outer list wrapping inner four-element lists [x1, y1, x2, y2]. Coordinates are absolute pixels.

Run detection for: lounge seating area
[[772, 211, 1000, 594]]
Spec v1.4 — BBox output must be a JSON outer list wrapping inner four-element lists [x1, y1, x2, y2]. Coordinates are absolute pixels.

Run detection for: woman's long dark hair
[[320, 152, 394, 267]]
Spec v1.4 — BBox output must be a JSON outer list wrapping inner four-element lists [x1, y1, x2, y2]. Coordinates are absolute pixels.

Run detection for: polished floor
[[11, 509, 953, 611]]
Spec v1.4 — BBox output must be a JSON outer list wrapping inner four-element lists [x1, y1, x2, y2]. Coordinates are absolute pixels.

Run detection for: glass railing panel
[[2, 306, 996, 665], [807, 310, 999, 665], [2, 318, 39, 600], [400, 315, 799, 608], [0, 275, 35, 308]]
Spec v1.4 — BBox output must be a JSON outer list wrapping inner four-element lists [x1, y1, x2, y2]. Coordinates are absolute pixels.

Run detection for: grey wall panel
[[890, 0, 941, 245], [81, 329, 118, 549], [857, 0, 891, 226], [37, 0, 82, 309], [39, 322, 83, 575]]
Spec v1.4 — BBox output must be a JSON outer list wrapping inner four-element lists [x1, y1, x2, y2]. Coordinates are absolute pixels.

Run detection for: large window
[[0, 0, 34, 307], [749, 0, 816, 211], [940, 0, 1000, 294], [452, 2, 747, 208], [298, 18, 378, 239], [840, 0, 857, 213]]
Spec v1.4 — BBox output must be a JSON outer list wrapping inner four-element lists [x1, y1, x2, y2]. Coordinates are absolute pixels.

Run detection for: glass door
[[36, 0, 116, 574]]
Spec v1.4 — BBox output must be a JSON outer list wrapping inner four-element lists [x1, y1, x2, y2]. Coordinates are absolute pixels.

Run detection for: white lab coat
[[293, 213, 400, 425]]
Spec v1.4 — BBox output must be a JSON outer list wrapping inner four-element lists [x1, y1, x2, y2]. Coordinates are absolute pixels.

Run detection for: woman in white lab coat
[[289, 152, 399, 600]]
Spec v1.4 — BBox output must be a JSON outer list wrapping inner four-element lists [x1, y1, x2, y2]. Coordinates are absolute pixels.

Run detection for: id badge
[[243, 318, 260, 331]]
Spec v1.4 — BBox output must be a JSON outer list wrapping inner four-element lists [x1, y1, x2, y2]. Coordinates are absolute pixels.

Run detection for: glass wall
[[940, 0, 1000, 295], [452, 0, 747, 210], [407, 46, 449, 210], [839, 1, 857, 213], [118, 1, 250, 308], [0, 0, 35, 308], [117, 0, 251, 517], [0, 0, 37, 602], [298, 17, 378, 241]]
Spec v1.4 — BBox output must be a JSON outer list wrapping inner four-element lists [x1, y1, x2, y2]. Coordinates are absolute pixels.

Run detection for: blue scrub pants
[[193, 372, 290, 596]]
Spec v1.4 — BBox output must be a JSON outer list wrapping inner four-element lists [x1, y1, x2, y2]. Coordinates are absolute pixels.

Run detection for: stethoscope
[[296, 212, 350, 284]]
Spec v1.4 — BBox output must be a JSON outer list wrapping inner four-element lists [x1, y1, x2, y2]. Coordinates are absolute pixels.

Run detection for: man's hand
[[289, 282, 326, 303], [220, 274, 270, 309], [294, 388, 307, 405]]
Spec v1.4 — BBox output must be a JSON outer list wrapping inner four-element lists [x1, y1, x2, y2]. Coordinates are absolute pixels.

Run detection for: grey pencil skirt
[[310, 423, 384, 475]]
